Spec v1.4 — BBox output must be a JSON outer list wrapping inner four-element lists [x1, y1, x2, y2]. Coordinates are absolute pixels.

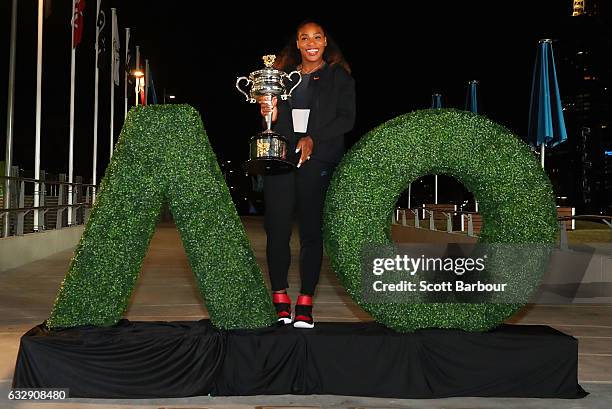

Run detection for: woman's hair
[[274, 20, 351, 74]]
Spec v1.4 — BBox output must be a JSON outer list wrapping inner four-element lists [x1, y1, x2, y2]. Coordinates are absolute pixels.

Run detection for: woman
[[257, 20, 356, 329]]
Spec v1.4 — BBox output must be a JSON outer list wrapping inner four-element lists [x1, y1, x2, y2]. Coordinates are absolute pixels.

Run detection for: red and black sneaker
[[272, 292, 292, 325], [293, 295, 314, 329]]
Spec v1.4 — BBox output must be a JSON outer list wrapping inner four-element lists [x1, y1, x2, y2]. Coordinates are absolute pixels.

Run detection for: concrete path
[[1, 217, 611, 408]]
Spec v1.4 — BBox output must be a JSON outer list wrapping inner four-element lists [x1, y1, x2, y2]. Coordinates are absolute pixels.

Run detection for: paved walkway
[[1, 217, 611, 408]]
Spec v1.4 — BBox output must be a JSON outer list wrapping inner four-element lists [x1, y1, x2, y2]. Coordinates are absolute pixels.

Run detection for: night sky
[[0, 1, 599, 181]]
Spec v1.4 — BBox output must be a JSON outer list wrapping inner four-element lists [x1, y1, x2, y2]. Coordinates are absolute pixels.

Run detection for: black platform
[[13, 320, 586, 399]]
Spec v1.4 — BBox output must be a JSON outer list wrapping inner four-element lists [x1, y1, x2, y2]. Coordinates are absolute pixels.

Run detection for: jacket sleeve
[[309, 68, 356, 144]]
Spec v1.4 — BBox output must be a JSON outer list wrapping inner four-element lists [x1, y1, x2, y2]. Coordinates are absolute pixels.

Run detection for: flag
[[96, 0, 106, 69], [112, 10, 120, 85], [72, 0, 85, 48], [147, 69, 158, 104], [125, 28, 132, 84]]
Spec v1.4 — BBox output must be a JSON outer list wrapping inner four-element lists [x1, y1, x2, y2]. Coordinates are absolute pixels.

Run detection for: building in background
[[550, 0, 611, 214]]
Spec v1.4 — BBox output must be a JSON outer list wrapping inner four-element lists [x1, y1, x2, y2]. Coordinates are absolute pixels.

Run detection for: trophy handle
[[281, 70, 302, 100], [236, 76, 255, 103]]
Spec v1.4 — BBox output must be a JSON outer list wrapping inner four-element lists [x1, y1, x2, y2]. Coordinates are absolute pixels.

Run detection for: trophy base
[[243, 157, 296, 175], [244, 131, 296, 175]]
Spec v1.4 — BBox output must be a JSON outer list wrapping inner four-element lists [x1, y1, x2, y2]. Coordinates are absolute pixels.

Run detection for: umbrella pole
[[540, 142, 545, 168], [408, 183, 411, 209], [434, 175, 438, 204]]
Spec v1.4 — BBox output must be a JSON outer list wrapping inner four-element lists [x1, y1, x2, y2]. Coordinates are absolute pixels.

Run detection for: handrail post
[[74, 175, 82, 225], [17, 179, 24, 235], [39, 169, 46, 230], [467, 214, 474, 237], [84, 183, 91, 222], [9, 166, 18, 235], [559, 220, 568, 251], [56, 174, 65, 229], [443, 212, 453, 233], [410, 208, 420, 229]]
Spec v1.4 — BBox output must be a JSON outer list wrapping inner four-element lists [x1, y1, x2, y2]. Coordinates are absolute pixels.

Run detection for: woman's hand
[[295, 136, 314, 168], [256, 95, 278, 123]]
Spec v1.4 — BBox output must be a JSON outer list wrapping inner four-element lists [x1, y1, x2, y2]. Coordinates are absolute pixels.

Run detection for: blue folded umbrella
[[465, 80, 479, 114], [431, 93, 443, 109], [528, 39, 567, 149]]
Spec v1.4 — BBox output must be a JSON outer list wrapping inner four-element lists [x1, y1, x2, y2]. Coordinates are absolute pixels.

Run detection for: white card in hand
[[292, 109, 311, 133]]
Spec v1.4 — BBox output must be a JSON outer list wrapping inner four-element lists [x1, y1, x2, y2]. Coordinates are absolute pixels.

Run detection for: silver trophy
[[236, 55, 302, 174]]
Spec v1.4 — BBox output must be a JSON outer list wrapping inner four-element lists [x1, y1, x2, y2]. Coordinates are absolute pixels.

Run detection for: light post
[[132, 69, 144, 106]]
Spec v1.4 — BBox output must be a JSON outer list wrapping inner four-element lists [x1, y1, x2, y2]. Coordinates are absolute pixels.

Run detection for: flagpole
[[3, 0, 17, 237], [135, 45, 140, 106], [109, 8, 117, 159], [33, 0, 44, 232], [92, 0, 101, 203], [145, 59, 149, 105], [67, 0, 77, 226], [124, 27, 130, 119]]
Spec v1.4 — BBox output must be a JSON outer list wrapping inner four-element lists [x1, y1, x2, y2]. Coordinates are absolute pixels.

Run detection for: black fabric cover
[[13, 320, 225, 398], [13, 320, 586, 399]]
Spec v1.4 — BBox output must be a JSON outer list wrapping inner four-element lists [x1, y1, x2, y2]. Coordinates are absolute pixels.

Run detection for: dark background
[[0, 1, 610, 212]]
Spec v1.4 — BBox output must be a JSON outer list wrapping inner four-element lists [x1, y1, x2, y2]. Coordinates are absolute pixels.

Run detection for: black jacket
[[273, 63, 356, 165]]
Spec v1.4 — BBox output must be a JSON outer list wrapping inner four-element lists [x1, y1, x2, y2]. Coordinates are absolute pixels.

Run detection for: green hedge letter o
[[323, 109, 557, 332]]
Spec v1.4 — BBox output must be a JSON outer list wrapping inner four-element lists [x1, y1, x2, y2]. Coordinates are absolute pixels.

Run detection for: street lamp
[[132, 69, 144, 106]]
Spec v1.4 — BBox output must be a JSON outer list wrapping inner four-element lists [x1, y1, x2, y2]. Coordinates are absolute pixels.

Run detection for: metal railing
[[557, 214, 612, 251], [392, 206, 480, 237], [393, 206, 611, 249], [1, 170, 97, 238]]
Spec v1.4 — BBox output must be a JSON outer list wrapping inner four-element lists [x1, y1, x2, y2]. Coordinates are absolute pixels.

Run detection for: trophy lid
[[263, 55, 276, 68], [249, 55, 286, 79]]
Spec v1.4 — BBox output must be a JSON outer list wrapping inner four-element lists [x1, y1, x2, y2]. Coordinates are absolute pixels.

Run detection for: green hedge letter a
[[47, 105, 276, 330]]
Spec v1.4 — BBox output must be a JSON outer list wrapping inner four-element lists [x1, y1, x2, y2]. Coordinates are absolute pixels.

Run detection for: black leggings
[[264, 159, 333, 296]]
